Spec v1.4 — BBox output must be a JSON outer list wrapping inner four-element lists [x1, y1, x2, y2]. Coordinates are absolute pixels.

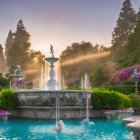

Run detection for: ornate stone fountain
[[12, 45, 93, 119]]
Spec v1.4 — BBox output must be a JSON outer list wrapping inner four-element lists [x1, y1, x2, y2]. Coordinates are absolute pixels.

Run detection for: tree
[[0, 45, 5, 73], [124, 19, 140, 65], [5, 30, 14, 67], [137, 7, 140, 21], [111, 0, 136, 57], [90, 64, 106, 87], [7, 20, 31, 73], [60, 41, 98, 62]]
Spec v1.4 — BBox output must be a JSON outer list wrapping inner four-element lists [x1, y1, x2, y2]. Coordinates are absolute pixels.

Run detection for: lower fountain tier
[[10, 106, 106, 119], [15, 90, 92, 106]]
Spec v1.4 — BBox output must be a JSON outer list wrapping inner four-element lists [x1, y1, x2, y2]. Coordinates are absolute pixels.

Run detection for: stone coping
[[122, 116, 140, 139], [122, 116, 140, 124], [14, 90, 93, 94], [0, 113, 11, 115], [16, 105, 94, 109]]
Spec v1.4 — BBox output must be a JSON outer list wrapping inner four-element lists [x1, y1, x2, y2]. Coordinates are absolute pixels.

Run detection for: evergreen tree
[[5, 30, 14, 66], [137, 7, 140, 21], [8, 20, 31, 72], [124, 19, 140, 65], [0, 44, 5, 73], [111, 0, 136, 57]]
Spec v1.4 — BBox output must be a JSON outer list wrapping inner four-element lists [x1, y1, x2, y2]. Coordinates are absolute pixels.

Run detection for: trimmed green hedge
[[0, 89, 17, 110], [129, 94, 140, 109], [91, 88, 131, 110], [103, 85, 140, 95]]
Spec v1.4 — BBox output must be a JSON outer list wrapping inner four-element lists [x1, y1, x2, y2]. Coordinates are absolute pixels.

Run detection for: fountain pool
[[0, 118, 131, 140]]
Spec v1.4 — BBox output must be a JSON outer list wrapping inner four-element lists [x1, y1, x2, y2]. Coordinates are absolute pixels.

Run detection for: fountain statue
[[44, 45, 59, 90]]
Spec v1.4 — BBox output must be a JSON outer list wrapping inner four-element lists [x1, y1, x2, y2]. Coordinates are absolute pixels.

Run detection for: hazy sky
[[0, 0, 140, 56]]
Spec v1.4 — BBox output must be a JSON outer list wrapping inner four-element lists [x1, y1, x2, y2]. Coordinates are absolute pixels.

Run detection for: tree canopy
[[111, 0, 136, 57]]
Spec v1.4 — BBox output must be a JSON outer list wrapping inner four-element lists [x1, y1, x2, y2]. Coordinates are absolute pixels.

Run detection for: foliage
[[103, 85, 140, 95], [111, 0, 136, 57], [90, 65, 106, 87], [90, 62, 118, 87], [109, 65, 140, 85], [129, 94, 140, 109], [60, 41, 110, 80], [91, 88, 131, 110], [60, 41, 99, 62], [122, 19, 140, 65], [5, 30, 14, 67], [122, 80, 135, 85], [4, 20, 45, 82], [0, 44, 6, 73], [0, 89, 17, 110], [66, 78, 80, 88], [0, 73, 10, 90], [62, 87, 82, 90]]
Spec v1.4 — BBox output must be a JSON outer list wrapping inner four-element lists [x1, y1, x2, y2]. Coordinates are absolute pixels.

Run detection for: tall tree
[[111, 0, 136, 57], [124, 19, 140, 65], [137, 7, 140, 21], [5, 30, 14, 67], [7, 20, 31, 73], [0, 44, 5, 73]]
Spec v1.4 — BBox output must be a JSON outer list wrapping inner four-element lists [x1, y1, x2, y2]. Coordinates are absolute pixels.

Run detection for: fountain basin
[[15, 90, 92, 106], [11, 90, 94, 119]]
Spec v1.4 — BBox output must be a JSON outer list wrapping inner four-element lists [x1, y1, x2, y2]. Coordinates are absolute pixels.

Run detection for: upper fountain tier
[[44, 57, 59, 63]]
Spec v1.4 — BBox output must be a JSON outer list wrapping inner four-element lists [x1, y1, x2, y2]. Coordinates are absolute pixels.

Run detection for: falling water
[[81, 73, 94, 125], [56, 98, 60, 128], [81, 77, 84, 90], [84, 73, 91, 90], [62, 76, 66, 89], [86, 97, 89, 120], [40, 65, 44, 89], [39, 61, 62, 90]]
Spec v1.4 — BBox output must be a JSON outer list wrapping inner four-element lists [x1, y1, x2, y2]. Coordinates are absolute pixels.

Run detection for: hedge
[[103, 85, 140, 95], [91, 88, 131, 110], [129, 94, 140, 109]]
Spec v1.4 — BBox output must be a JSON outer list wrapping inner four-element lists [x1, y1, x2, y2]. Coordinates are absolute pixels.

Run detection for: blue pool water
[[0, 118, 131, 140]]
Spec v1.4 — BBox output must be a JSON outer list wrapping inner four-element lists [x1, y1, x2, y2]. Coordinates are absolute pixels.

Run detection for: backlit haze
[[0, 0, 140, 57]]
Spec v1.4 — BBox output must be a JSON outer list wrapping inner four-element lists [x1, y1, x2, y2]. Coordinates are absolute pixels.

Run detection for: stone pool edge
[[122, 116, 140, 139]]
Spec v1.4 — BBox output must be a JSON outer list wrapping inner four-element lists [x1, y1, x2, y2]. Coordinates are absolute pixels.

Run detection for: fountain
[[11, 45, 93, 121], [10, 65, 24, 91]]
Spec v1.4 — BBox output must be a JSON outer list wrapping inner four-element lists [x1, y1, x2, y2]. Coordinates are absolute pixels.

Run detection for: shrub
[[0, 73, 10, 89], [103, 85, 140, 95], [129, 94, 140, 109], [0, 89, 17, 110], [91, 88, 131, 110], [62, 87, 82, 90]]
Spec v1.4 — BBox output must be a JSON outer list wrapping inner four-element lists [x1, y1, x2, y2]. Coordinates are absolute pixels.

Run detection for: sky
[[0, 0, 140, 57]]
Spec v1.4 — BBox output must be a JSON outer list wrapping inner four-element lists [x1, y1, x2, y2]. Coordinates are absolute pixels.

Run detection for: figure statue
[[14, 65, 21, 75], [50, 44, 54, 57]]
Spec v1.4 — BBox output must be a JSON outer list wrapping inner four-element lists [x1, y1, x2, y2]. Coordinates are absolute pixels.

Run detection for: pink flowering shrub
[[66, 78, 80, 88], [11, 78, 28, 86], [0, 110, 9, 114], [109, 65, 140, 85]]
